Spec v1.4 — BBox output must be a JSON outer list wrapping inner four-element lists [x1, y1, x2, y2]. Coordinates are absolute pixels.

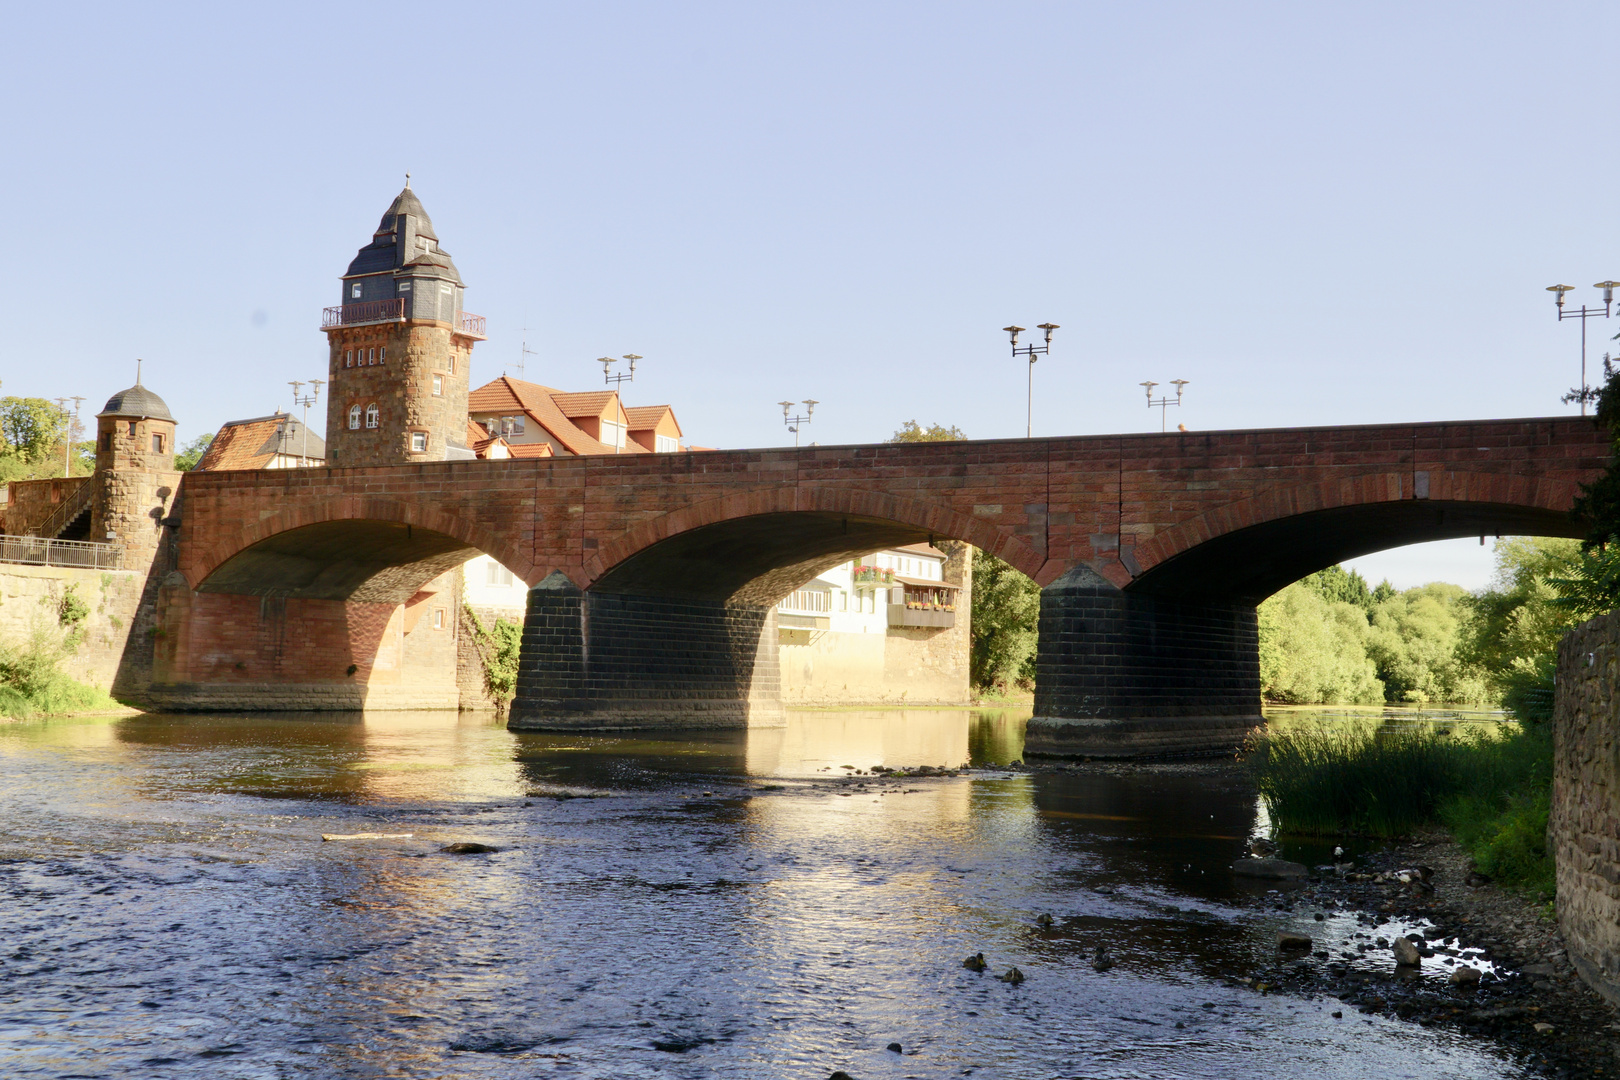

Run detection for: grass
[[0, 622, 120, 720], [1245, 720, 1555, 900]]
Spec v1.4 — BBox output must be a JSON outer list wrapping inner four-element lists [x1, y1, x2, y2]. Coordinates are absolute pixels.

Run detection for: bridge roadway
[[150, 416, 1609, 756]]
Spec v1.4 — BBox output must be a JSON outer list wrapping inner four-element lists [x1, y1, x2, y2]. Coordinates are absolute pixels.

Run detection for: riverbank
[[1023, 755, 1617, 1077]]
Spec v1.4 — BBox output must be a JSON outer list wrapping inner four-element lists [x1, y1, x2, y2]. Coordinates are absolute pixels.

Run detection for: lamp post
[[288, 379, 323, 466], [598, 353, 641, 389], [1546, 281, 1619, 415], [53, 395, 85, 477], [780, 399, 817, 446], [1141, 379, 1189, 432], [1004, 323, 1058, 437]]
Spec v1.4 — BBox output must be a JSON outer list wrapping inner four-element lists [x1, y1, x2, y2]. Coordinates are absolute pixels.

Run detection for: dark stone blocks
[[508, 585, 785, 731]]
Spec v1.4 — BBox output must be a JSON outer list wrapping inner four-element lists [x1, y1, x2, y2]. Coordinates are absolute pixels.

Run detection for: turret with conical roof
[[323, 181, 484, 467], [91, 364, 179, 563]]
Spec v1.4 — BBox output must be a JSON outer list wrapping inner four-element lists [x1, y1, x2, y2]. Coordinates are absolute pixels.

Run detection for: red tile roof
[[624, 404, 681, 437], [506, 442, 554, 459], [196, 414, 324, 470], [551, 391, 619, 419], [467, 376, 657, 456]]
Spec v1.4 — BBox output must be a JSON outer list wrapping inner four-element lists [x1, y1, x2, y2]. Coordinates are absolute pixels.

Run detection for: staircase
[[36, 478, 92, 539]]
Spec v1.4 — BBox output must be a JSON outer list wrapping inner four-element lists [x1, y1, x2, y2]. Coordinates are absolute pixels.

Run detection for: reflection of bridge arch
[[1127, 471, 1586, 602]]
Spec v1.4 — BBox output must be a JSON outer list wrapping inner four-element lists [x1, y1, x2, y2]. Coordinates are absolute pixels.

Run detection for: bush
[[465, 605, 522, 710], [0, 622, 117, 719]]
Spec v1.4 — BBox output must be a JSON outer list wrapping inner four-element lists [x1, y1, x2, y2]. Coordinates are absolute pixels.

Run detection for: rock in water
[[1277, 932, 1313, 951], [886, 1042, 903, 1053], [1392, 937, 1422, 966], [441, 842, 499, 854], [830, 1072, 855, 1080], [1231, 858, 1308, 880], [997, 966, 1025, 984], [1449, 966, 1482, 986], [963, 952, 987, 972]]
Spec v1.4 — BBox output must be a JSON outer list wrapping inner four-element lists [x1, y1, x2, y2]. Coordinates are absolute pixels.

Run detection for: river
[[0, 707, 1534, 1078]]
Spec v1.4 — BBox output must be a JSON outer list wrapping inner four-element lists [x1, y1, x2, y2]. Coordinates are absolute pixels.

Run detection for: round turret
[[96, 380, 176, 473]]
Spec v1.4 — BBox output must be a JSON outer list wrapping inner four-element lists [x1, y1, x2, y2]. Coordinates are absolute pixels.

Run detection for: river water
[[0, 707, 1532, 1078]]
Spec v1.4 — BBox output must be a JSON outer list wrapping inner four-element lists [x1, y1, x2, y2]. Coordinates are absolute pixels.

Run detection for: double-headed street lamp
[[780, 399, 817, 446], [599, 353, 641, 389], [1141, 379, 1189, 432], [1546, 281, 1620, 414], [287, 379, 323, 465], [1004, 323, 1059, 437]]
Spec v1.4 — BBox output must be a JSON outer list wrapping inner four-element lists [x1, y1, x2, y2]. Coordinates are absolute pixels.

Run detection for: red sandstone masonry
[[174, 417, 1611, 600]]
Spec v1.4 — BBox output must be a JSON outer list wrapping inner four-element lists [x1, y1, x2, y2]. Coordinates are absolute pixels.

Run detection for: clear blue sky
[[4, 2, 1615, 588]]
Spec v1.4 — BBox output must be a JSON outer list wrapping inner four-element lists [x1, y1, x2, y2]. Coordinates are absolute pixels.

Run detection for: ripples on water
[[0, 708, 1530, 1078]]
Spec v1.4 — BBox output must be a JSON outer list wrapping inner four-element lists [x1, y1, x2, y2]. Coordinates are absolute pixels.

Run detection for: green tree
[[0, 386, 71, 483], [1571, 357, 1620, 549], [970, 547, 1040, 691], [174, 433, 214, 471], [890, 420, 967, 443], [1463, 536, 1585, 721], [1257, 582, 1384, 704], [1366, 583, 1489, 704]]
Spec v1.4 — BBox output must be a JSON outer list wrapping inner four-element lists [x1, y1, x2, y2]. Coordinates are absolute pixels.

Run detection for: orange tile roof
[[551, 391, 619, 419], [196, 414, 324, 470], [506, 441, 554, 459], [623, 404, 682, 437], [466, 376, 656, 456], [893, 542, 948, 558]]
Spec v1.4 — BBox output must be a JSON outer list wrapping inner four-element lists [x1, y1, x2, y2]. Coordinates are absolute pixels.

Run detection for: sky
[[3, 2, 1616, 591]]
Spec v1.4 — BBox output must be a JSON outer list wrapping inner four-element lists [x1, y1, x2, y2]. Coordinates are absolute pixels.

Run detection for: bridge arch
[[585, 486, 1044, 603], [190, 496, 533, 602], [1127, 470, 1586, 602]]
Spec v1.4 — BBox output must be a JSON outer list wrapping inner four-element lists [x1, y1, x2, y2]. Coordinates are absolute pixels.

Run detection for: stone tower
[[92, 376, 179, 564], [323, 182, 484, 467]]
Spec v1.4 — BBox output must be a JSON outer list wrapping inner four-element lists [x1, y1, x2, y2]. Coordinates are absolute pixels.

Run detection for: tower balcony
[[322, 299, 406, 330], [320, 301, 486, 339]]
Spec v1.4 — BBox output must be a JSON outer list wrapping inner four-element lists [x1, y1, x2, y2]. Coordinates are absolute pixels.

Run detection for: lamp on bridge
[[599, 354, 641, 389], [1141, 378, 1189, 432], [1005, 322, 1059, 438], [780, 399, 817, 447], [1546, 281, 1619, 415], [287, 379, 323, 466]]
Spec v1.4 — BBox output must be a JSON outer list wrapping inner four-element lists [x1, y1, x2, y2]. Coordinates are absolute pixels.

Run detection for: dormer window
[[351, 282, 362, 299]]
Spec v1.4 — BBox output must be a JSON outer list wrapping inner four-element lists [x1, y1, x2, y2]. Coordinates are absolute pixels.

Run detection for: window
[[398, 281, 412, 293], [839, 591, 848, 612], [486, 561, 514, 587], [433, 609, 444, 629], [448, 355, 455, 374], [655, 434, 679, 453], [410, 431, 427, 452], [779, 588, 830, 614], [344, 350, 353, 368], [127, 421, 136, 436], [365, 404, 379, 429], [348, 404, 361, 430], [368, 348, 376, 365], [511, 415, 524, 435], [432, 375, 442, 396], [601, 420, 626, 448], [152, 433, 164, 453], [100, 431, 111, 450], [379, 346, 385, 362], [440, 282, 452, 295], [350, 282, 362, 299]]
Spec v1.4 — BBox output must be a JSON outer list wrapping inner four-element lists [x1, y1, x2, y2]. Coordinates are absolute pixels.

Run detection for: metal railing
[[0, 535, 122, 570], [458, 311, 486, 338], [36, 478, 92, 539], [322, 298, 407, 329]]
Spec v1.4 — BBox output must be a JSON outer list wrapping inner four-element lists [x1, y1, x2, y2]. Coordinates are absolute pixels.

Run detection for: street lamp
[[599, 354, 641, 389], [288, 379, 323, 466], [1141, 379, 1189, 432], [53, 395, 84, 477], [1546, 281, 1619, 415], [780, 399, 817, 446], [1004, 323, 1058, 437]]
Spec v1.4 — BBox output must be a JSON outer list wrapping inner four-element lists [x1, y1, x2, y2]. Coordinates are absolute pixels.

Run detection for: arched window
[[348, 404, 361, 430], [365, 403, 379, 429], [345, 350, 353, 368], [369, 348, 376, 365]]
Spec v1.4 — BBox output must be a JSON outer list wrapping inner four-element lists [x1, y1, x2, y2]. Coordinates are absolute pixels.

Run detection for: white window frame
[[365, 404, 379, 429], [350, 282, 362, 299], [655, 434, 679, 453], [410, 431, 427, 452], [398, 280, 412, 293], [348, 405, 361, 430], [432, 375, 443, 396]]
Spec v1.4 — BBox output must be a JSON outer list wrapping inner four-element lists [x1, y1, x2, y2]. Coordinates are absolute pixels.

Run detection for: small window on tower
[[432, 375, 442, 396], [365, 404, 379, 429], [368, 348, 376, 364], [127, 421, 136, 436], [152, 434, 164, 453], [101, 432, 111, 450], [440, 282, 452, 295], [351, 282, 362, 299], [379, 347, 386, 363], [448, 355, 456, 374], [433, 608, 444, 629], [348, 404, 361, 430], [411, 431, 427, 452], [398, 281, 411, 293], [344, 350, 353, 368]]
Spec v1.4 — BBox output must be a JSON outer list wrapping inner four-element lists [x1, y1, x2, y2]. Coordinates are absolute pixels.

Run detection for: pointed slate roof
[[344, 184, 462, 285]]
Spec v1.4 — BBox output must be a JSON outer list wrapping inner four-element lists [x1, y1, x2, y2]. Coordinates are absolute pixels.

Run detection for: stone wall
[[1552, 609, 1620, 1005], [0, 563, 146, 695], [1, 477, 90, 536], [325, 321, 473, 467]]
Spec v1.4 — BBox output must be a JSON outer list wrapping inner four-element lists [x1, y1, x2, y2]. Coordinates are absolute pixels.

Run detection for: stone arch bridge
[[150, 416, 1608, 756]]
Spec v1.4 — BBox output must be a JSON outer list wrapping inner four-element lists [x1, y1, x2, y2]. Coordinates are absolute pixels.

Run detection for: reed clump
[[0, 622, 117, 719], [1245, 721, 1554, 899]]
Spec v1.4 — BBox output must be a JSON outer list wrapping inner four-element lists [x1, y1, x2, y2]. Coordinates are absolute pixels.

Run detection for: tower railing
[[0, 535, 122, 570], [458, 312, 487, 339], [322, 299, 407, 329]]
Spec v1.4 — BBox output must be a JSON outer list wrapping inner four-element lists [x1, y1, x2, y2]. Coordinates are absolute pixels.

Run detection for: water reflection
[[0, 706, 1529, 1078]]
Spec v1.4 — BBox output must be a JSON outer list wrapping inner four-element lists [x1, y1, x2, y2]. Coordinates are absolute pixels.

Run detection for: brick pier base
[[1025, 566, 1262, 758], [507, 574, 786, 731]]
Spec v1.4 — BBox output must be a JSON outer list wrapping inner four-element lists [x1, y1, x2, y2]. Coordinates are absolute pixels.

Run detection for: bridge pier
[[507, 573, 785, 731], [1026, 566, 1262, 758]]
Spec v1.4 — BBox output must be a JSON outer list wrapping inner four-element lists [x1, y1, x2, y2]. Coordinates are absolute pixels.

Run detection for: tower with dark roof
[[323, 182, 484, 467], [92, 374, 179, 561]]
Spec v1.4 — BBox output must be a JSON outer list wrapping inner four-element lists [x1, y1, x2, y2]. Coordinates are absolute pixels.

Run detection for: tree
[[1571, 357, 1620, 552], [174, 433, 214, 471], [1463, 537, 1585, 721], [890, 420, 967, 443], [1257, 582, 1384, 704], [0, 385, 72, 483], [1366, 583, 1489, 704], [970, 548, 1040, 691]]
